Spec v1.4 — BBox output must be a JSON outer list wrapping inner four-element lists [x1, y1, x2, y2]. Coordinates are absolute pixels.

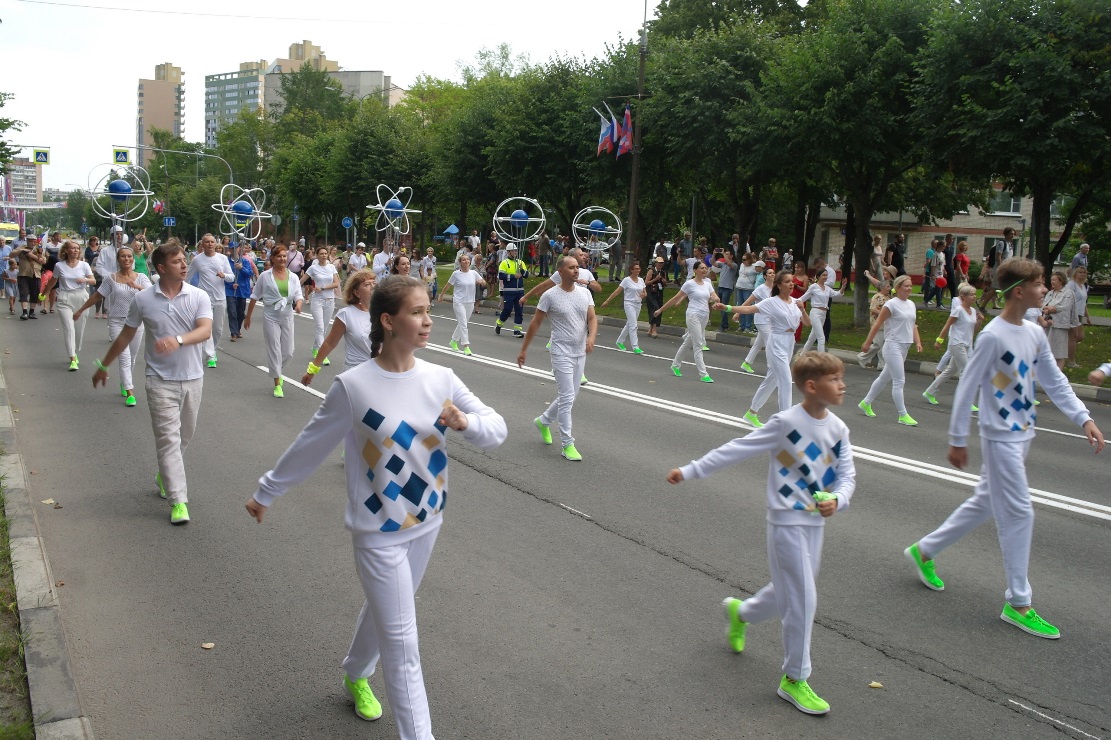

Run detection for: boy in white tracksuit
[[905, 258, 1104, 639], [668, 352, 855, 715]]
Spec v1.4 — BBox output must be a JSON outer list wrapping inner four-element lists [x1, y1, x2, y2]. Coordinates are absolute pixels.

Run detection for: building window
[[988, 190, 1022, 215]]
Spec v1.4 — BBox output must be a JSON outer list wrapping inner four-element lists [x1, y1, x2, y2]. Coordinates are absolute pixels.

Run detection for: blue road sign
[[33, 149, 49, 165], [163, 217, 177, 227], [342, 217, 353, 229], [113, 148, 130, 165]]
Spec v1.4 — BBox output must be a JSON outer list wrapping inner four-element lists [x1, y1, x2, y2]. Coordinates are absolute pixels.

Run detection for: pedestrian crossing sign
[[113, 148, 130, 165], [33, 149, 49, 165]]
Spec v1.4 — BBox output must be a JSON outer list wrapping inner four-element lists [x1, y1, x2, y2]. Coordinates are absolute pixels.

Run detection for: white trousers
[[55, 288, 88, 358], [750, 332, 795, 414], [540, 353, 586, 448], [203, 299, 226, 361], [799, 308, 827, 353], [739, 523, 824, 681], [616, 301, 641, 350], [146, 377, 203, 505], [672, 314, 708, 377], [857, 328, 885, 368], [263, 312, 295, 380], [936, 348, 952, 374], [924, 342, 969, 398], [744, 324, 770, 365], [451, 300, 473, 346], [342, 525, 440, 740], [108, 317, 145, 391], [864, 341, 910, 415], [311, 294, 335, 351], [918, 439, 1034, 606]]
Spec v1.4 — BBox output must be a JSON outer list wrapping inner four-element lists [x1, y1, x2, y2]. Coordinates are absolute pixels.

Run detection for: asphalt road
[[1, 302, 1108, 740]]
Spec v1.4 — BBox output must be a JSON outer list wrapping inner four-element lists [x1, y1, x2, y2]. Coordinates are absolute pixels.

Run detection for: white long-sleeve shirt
[[186, 252, 234, 303], [950, 317, 1091, 447], [798, 282, 843, 311], [250, 269, 304, 318], [253, 358, 507, 548], [679, 404, 855, 527]]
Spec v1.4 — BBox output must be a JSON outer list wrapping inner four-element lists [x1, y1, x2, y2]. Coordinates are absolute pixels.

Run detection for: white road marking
[[1008, 700, 1102, 740], [253, 366, 326, 400], [558, 504, 592, 520]]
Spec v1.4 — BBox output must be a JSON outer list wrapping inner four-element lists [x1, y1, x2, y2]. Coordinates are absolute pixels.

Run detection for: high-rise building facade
[[263, 69, 394, 116], [6, 157, 42, 204], [204, 60, 268, 148], [136, 63, 184, 167]]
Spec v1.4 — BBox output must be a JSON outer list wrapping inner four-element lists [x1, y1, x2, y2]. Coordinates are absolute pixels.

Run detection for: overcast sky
[[3, 0, 659, 192]]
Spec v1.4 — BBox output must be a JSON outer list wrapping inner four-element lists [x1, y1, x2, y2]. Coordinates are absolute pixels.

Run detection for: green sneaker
[[922, 391, 938, 405], [535, 417, 553, 445], [1000, 604, 1060, 639], [743, 411, 763, 428], [273, 385, 284, 398], [322, 357, 330, 366], [312, 348, 319, 358], [904, 543, 944, 591], [858, 400, 876, 417], [671, 366, 682, 377], [170, 502, 190, 525], [562, 444, 583, 462], [344, 675, 383, 720], [120, 382, 127, 398], [971, 404, 979, 412], [897, 414, 919, 426], [463, 346, 473, 356], [68, 358, 79, 371], [700, 375, 714, 383], [777, 675, 830, 715], [125, 394, 137, 407], [206, 357, 217, 368], [633, 347, 644, 355], [701, 345, 710, 351], [616, 341, 627, 351], [156, 472, 168, 499], [740, 362, 754, 373], [580, 375, 588, 386], [722, 597, 748, 653], [449, 339, 460, 351]]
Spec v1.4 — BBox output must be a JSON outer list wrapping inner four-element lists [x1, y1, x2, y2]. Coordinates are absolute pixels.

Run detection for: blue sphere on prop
[[510, 209, 528, 228], [589, 218, 606, 235], [385, 198, 403, 219], [231, 199, 254, 217], [108, 179, 132, 202]]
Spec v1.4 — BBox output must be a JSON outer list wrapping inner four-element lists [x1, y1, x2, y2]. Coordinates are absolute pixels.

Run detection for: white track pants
[[799, 308, 827, 353], [863, 341, 910, 415], [342, 523, 440, 740], [739, 523, 824, 681], [203, 300, 226, 361], [917, 439, 1034, 607], [924, 342, 969, 398], [744, 325, 770, 366], [672, 314, 708, 377], [750, 332, 795, 414], [55, 288, 88, 358], [146, 377, 202, 505], [263, 312, 295, 380], [311, 294, 335, 351], [108, 317, 145, 391], [616, 301, 641, 350], [540, 353, 586, 448], [451, 300, 473, 346]]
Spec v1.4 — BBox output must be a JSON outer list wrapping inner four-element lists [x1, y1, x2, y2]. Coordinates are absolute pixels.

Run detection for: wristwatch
[[176, 335, 184, 346]]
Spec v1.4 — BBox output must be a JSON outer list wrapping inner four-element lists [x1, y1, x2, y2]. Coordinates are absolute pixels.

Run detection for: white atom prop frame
[[492, 197, 546, 246], [88, 163, 155, 224], [572, 206, 622, 255], [212, 184, 272, 242], [367, 185, 421, 248]]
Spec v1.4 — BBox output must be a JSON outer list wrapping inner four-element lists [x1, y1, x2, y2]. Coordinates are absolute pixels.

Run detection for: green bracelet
[[936, 337, 945, 344], [725, 305, 733, 313], [95, 359, 108, 372], [306, 362, 321, 375]]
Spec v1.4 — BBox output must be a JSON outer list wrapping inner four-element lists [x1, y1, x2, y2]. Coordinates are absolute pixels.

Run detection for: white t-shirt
[[372, 252, 390, 279], [307, 262, 338, 291], [798, 282, 841, 310], [420, 255, 436, 281], [755, 295, 803, 333], [684, 257, 700, 280], [681, 279, 715, 319], [537, 284, 593, 357], [347, 253, 368, 271], [447, 270, 479, 303], [618, 276, 645, 305], [185, 252, 234, 302], [750, 284, 772, 326], [549, 266, 596, 286], [883, 296, 917, 344], [53, 261, 93, 291], [97, 272, 153, 319], [948, 303, 977, 347], [334, 305, 373, 367]]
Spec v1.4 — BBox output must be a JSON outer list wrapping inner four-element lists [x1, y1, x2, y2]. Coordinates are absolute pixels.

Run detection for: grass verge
[[0, 451, 34, 739]]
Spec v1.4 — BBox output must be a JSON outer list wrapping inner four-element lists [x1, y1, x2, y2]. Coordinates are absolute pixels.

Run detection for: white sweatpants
[[672, 314, 708, 377], [750, 332, 795, 414], [863, 341, 910, 415], [540, 353, 586, 448], [744, 324, 770, 366], [616, 301, 641, 350], [936, 348, 952, 374], [108, 317, 145, 391], [798, 308, 827, 353], [146, 377, 203, 505], [263, 312, 295, 380], [342, 524, 440, 740], [203, 300, 226, 361], [451, 300, 473, 346], [311, 294, 335, 351], [924, 342, 969, 398], [917, 439, 1034, 606], [55, 288, 88, 358], [857, 328, 885, 368], [739, 523, 824, 681]]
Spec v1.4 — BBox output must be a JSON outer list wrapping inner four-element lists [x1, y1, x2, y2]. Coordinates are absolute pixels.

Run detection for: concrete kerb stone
[[0, 360, 94, 739]]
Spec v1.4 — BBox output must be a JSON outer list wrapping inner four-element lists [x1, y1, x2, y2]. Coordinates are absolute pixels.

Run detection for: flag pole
[[624, 2, 648, 273]]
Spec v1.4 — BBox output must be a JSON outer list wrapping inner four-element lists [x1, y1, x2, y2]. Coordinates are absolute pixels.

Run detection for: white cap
[[507, 242, 518, 251], [357, 242, 366, 248], [110, 225, 124, 233], [753, 260, 765, 269]]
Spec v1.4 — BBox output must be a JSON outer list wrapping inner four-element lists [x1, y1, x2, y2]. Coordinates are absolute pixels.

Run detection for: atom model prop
[[367, 184, 420, 238], [492, 197, 546, 247], [212, 184, 272, 242], [88, 163, 155, 223], [572, 206, 622, 255]]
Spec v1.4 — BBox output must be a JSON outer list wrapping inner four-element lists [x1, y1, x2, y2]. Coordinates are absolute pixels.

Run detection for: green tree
[[272, 63, 353, 140], [0, 92, 23, 175], [216, 107, 273, 188]]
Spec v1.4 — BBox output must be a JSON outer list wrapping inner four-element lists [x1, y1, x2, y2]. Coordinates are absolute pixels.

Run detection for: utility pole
[[624, 9, 648, 270]]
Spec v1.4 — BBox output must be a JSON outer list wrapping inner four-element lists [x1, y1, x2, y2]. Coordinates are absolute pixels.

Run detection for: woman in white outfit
[[740, 267, 777, 373], [41, 241, 95, 371], [74, 246, 152, 406], [303, 269, 377, 383], [244, 245, 304, 398], [439, 253, 485, 356], [600, 262, 646, 354], [1040, 271, 1076, 370], [1066, 266, 1090, 368], [860, 275, 923, 425], [796, 267, 844, 354], [724, 270, 810, 427], [654, 260, 717, 382], [302, 247, 340, 366], [922, 283, 980, 405]]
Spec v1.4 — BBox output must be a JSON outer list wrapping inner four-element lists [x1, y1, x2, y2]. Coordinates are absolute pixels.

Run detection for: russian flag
[[616, 105, 633, 158], [594, 108, 613, 156]]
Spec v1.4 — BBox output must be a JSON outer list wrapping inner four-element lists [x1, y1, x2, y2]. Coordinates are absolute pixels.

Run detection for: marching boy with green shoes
[[905, 258, 1104, 638], [667, 352, 855, 715]]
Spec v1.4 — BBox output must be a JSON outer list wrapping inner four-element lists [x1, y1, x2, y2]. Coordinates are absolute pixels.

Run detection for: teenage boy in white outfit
[[185, 233, 233, 367], [92, 242, 212, 525], [905, 258, 1104, 638], [668, 352, 855, 715]]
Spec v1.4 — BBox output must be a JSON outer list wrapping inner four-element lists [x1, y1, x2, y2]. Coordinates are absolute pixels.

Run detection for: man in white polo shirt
[[185, 233, 233, 367], [92, 240, 212, 525], [348, 242, 368, 272]]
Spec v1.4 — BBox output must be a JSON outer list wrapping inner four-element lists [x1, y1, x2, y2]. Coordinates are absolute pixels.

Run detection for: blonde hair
[[343, 268, 376, 305], [957, 282, 976, 297], [892, 274, 913, 291], [792, 351, 844, 389]]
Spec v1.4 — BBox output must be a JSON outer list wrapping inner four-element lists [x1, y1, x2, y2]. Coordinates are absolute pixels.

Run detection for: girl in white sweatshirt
[[247, 275, 507, 740]]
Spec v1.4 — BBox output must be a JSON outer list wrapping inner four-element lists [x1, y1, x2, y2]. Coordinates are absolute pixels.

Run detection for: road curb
[[0, 360, 94, 740]]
